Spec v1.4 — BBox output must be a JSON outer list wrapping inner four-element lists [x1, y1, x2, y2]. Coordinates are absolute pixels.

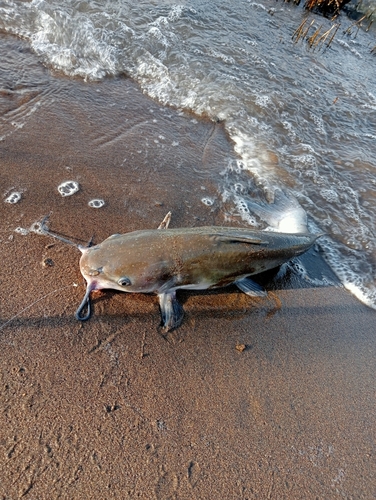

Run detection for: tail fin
[[246, 189, 308, 234]]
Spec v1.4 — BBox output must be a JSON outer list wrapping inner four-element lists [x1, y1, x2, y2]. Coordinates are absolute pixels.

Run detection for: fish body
[[77, 225, 319, 330]]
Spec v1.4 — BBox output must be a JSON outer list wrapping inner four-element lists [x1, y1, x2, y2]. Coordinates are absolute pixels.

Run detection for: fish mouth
[[75, 275, 131, 321]]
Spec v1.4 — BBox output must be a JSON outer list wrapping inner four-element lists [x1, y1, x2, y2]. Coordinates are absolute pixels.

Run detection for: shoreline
[[1, 36, 376, 499]]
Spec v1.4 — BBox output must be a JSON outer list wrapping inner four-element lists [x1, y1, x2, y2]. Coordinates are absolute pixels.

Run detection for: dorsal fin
[[158, 212, 172, 230]]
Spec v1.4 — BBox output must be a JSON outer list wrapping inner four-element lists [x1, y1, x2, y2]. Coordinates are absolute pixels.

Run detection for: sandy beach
[[1, 37, 376, 499]]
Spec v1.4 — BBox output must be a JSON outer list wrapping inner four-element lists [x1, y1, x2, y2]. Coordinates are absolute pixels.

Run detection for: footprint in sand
[[155, 470, 179, 499], [187, 461, 201, 488]]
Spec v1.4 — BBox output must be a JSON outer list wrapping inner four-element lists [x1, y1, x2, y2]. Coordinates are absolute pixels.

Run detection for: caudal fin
[[246, 189, 308, 234]]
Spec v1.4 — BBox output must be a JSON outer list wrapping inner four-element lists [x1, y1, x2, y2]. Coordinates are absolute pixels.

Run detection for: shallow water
[[1, 0, 376, 308]]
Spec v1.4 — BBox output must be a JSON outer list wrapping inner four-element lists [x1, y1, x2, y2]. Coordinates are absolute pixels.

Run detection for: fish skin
[[78, 226, 320, 330]]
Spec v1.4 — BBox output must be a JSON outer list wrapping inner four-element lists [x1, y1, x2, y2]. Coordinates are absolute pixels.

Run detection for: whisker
[[0, 283, 80, 331]]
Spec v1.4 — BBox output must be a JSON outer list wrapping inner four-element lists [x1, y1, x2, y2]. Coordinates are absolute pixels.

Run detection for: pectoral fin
[[235, 277, 267, 297], [158, 291, 184, 331]]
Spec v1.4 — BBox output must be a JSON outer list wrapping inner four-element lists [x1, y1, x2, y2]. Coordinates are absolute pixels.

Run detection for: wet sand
[[1, 37, 376, 499]]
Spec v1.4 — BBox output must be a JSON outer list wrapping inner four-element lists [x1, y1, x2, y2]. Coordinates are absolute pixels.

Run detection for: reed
[[291, 0, 375, 52], [292, 18, 340, 49]]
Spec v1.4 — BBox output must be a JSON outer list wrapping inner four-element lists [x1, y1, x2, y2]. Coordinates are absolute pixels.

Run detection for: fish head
[[78, 232, 172, 294]]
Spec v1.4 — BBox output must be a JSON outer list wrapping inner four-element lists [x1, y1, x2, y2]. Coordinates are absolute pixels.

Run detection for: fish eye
[[118, 276, 131, 286]]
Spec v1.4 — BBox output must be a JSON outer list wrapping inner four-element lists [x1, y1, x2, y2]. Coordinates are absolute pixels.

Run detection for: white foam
[[201, 197, 214, 207], [282, 121, 296, 138], [58, 181, 80, 197], [5, 192, 22, 204], [88, 199, 105, 208], [234, 197, 259, 227], [14, 221, 51, 237], [309, 112, 326, 135], [283, 259, 328, 286], [320, 188, 339, 203], [255, 95, 271, 108], [29, 221, 45, 235], [343, 281, 376, 310], [337, 40, 362, 59], [14, 227, 29, 235], [319, 237, 376, 310]]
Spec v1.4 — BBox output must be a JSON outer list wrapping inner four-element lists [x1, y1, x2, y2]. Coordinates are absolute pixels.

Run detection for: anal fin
[[158, 291, 184, 331], [235, 277, 267, 297]]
